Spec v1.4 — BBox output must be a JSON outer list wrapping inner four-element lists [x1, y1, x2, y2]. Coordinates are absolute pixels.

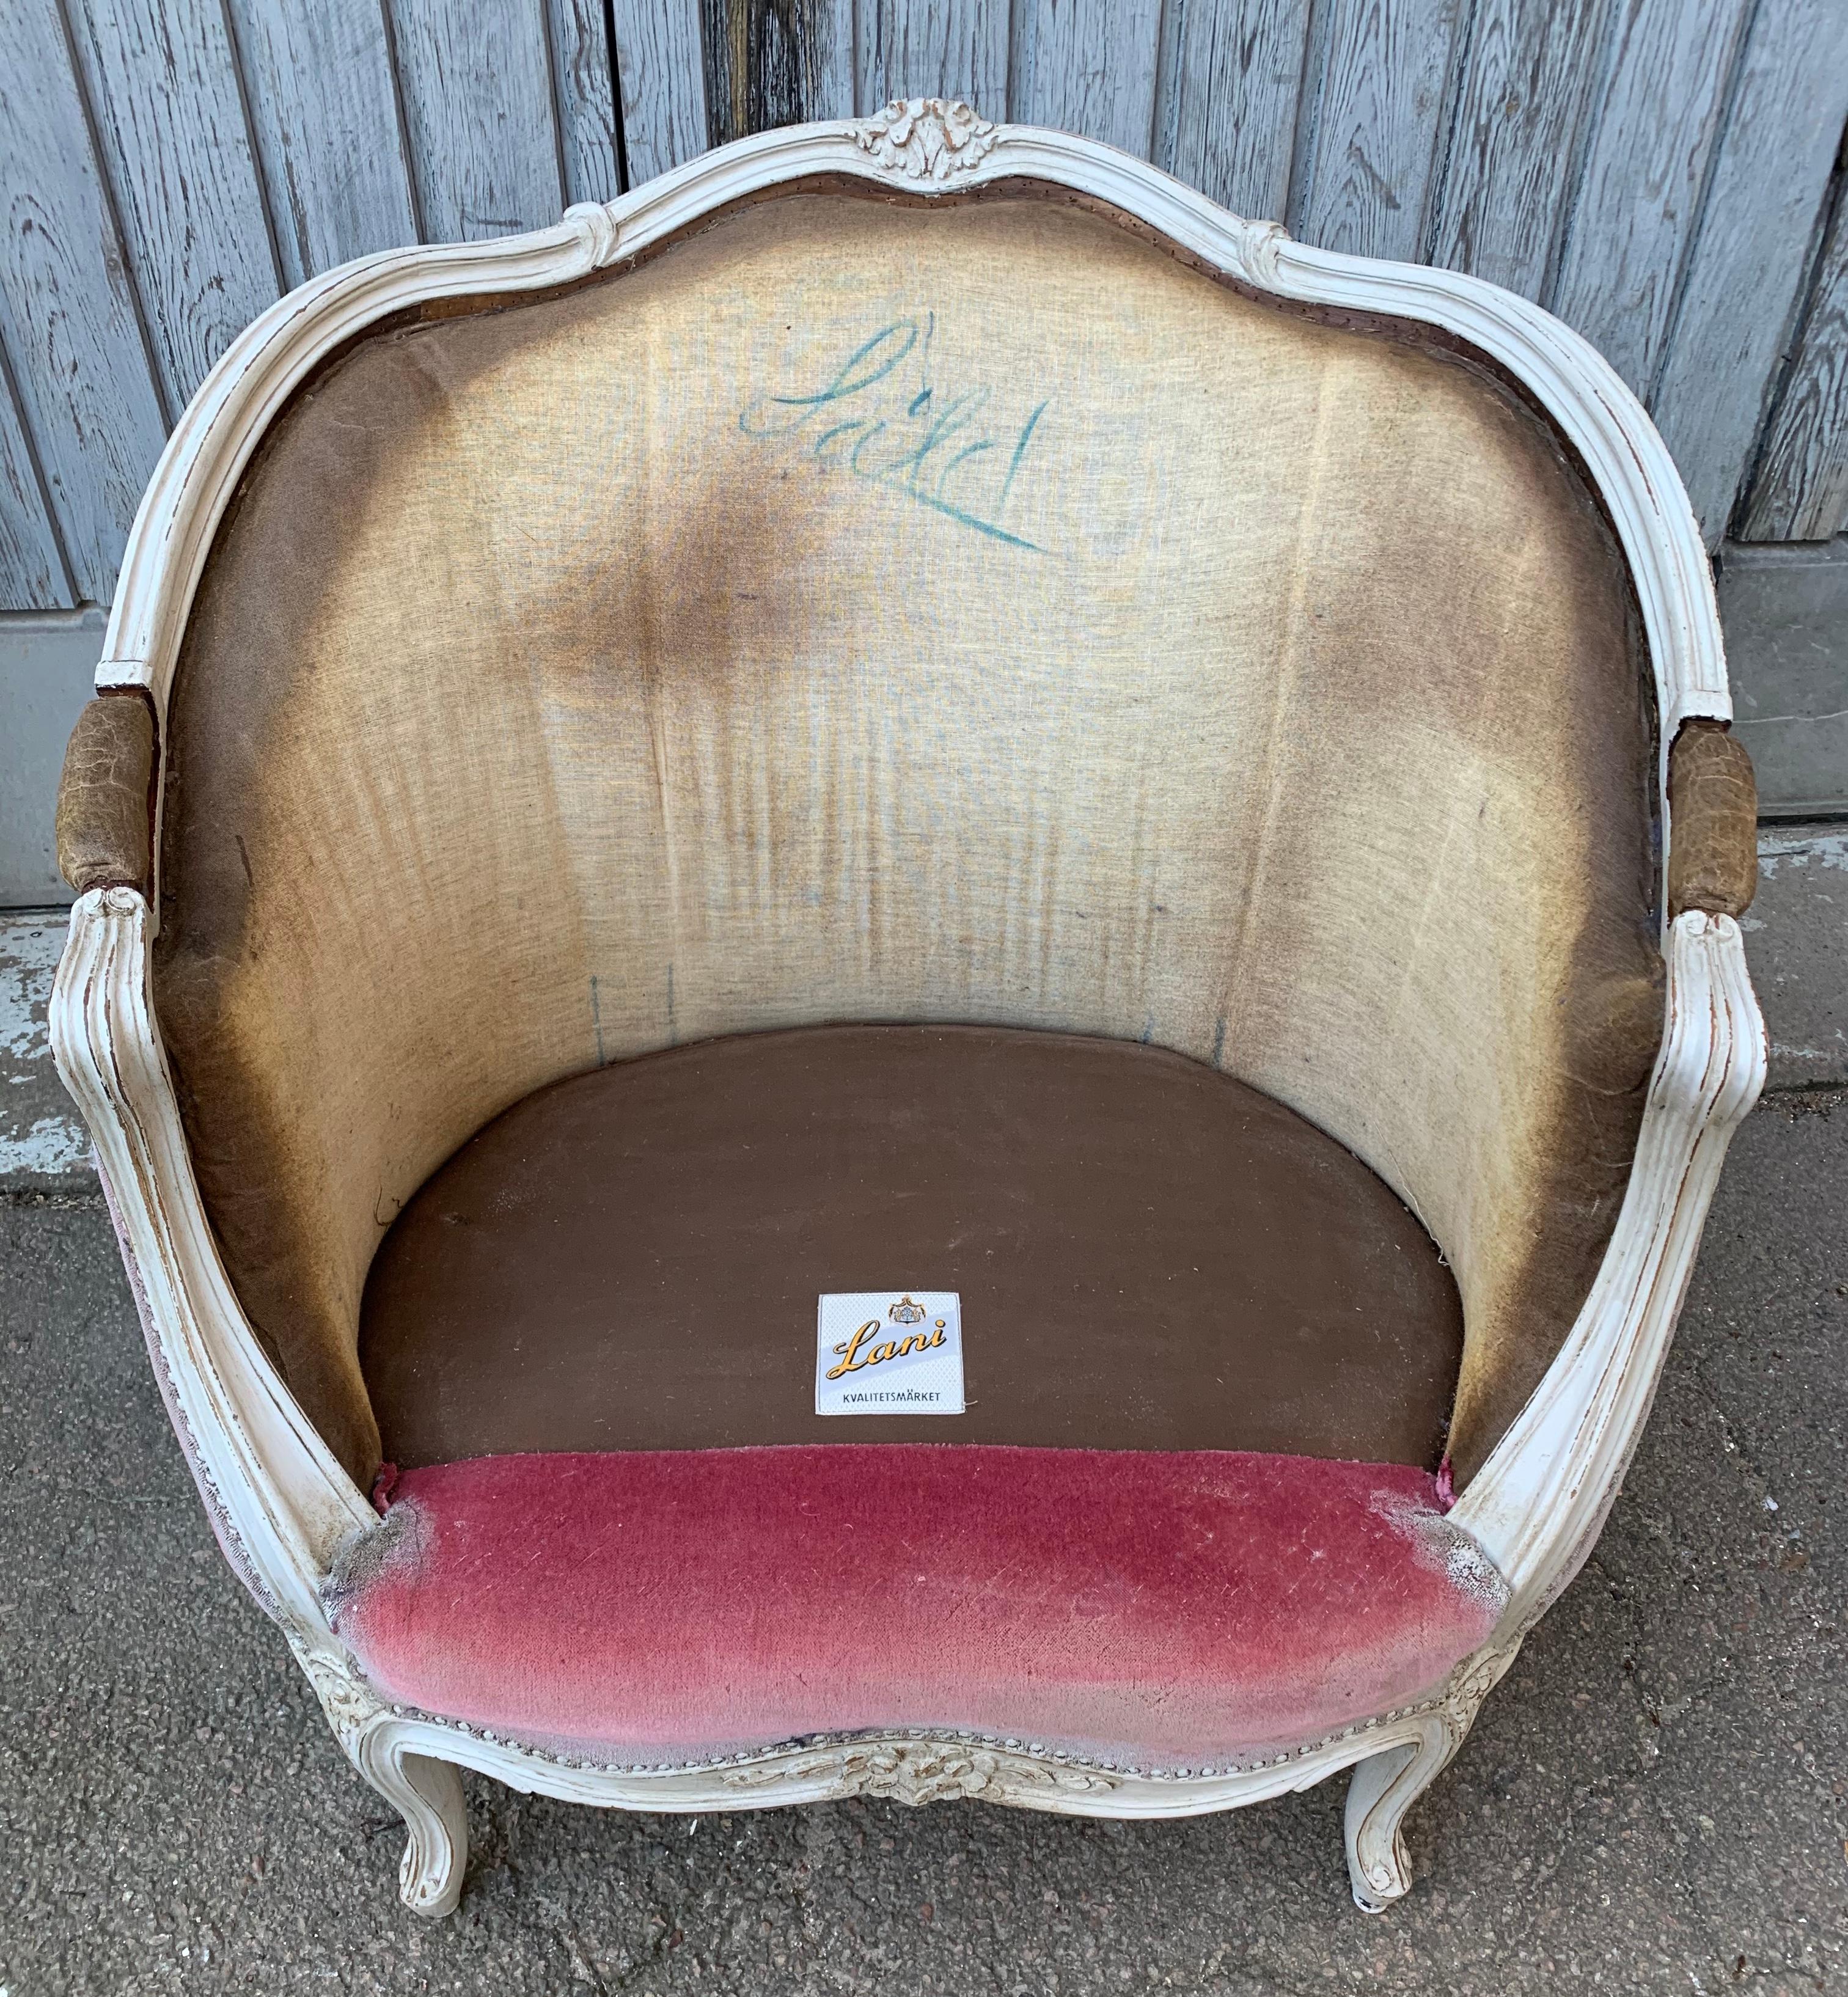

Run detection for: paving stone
[[1745, 825, 1848, 1090], [0, 911, 89, 1189]]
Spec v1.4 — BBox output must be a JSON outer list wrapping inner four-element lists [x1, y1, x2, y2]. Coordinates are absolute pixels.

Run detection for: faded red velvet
[[331, 1447, 1507, 1768]]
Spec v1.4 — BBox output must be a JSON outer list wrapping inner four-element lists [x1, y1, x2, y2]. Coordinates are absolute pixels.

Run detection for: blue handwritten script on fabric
[[739, 314, 1049, 549]]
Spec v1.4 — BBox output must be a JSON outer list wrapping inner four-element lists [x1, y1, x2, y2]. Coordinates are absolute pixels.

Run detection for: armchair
[[51, 103, 1763, 1915]]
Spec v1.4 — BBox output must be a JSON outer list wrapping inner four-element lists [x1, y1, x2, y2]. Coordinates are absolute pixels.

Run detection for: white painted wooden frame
[[52, 103, 1765, 1918]]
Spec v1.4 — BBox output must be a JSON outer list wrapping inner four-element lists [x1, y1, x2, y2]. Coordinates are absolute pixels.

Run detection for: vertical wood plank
[[1010, 0, 1165, 158], [1290, 0, 1466, 260], [700, 1, 855, 147], [858, 1, 1011, 119], [65, 0, 282, 412], [0, 2, 169, 602], [1740, 183, 1848, 542], [547, 0, 623, 204], [226, 0, 420, 287], [610, 0, 708, 181], [809, 0, 855, 117], [0, 348, 70, 609], [1648, 2, 1848, 543], [1426, 0, 1608, 300], [387, 0, 566, 240], [1546, 0, 1753, 397], [1154, 0, 1314, 221]]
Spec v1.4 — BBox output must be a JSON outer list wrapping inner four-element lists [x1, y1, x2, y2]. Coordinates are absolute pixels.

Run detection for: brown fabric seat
[[359, 1025, 1463, 1470]]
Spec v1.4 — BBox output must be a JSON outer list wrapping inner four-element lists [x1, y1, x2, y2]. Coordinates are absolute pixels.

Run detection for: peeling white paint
[[1, 911, 91, 1179], [1756, 829, 1848, 880], [0, 918, 66, 1059], [1745, 824, 1847, 1090], [0, 1113, 90, 1176]]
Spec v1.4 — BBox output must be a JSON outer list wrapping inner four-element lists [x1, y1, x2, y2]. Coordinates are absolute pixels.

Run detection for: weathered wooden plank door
[[387, 0, 566, 240], [1292, 0, 1466, 262], [1156, 0, 1314, 224], [0, 1, 170, 602], [5, 0, 1848, 612], [64, 0, 284, 414], [0, 366, 67, 609], [1547, 0, 1756, 398], [1740, 179, 1848, 543], [610, 0, 709, 181], [1426, 0, 1606, 301], [224, 0, 420, 287], [861, 1, 1010, 119], [699, 0, 855, 145], [549, 0, 625, 205], [1649, 0, 1848, 539], [1010, 0, 1165, 156]]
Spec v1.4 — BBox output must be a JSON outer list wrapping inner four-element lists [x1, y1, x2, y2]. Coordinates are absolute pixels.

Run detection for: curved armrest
[[51, 889, 374, 1636], [1668, 721, 1756, 918], [56, 694, 157, 896], [1453, 910, 1764, 1623]]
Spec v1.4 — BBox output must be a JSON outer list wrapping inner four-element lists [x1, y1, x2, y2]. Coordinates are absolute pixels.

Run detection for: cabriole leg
[[1344, 1640, 1517, 1910], [295, 1644, 469, 1915], [1343, 1719, 1458, 1913], [357, 1735, 469, 1916]]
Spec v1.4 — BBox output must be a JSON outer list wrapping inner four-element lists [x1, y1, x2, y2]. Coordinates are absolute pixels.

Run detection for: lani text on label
[[826, 1307, 951, 1380], [816, 1291, 964, 1415]]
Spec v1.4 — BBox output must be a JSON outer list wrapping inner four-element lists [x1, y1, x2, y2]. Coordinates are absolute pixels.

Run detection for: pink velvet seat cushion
[[331, 1446, 1508, 1768]]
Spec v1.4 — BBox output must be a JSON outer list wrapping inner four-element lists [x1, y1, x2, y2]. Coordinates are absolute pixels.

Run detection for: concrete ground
[[1, 857, 1843, 1993]]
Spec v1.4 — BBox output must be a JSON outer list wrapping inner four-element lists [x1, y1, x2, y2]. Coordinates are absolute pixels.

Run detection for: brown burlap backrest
[[156, 189, 1660, 1489]]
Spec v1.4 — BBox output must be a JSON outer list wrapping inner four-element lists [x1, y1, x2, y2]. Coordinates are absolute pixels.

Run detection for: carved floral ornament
[[719, 1739, 1119, 1805], [295, 1641, 386, 1743], [853, 100, 1001, 183]]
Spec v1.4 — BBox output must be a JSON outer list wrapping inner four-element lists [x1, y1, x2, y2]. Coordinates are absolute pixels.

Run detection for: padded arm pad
[[1667, 721, 1757, 918], [56, 694, 156, 897]]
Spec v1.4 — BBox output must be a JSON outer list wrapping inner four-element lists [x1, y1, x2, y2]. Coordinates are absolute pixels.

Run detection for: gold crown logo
[[888, 1295, 925, 1324]]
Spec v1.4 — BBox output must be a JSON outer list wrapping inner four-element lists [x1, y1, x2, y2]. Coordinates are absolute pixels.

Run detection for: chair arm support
[[56, 693, 157, 896], [50, 889, 375, 1636], [1667, 721, 1756, 918], [1451, 911, 1764, 1624]]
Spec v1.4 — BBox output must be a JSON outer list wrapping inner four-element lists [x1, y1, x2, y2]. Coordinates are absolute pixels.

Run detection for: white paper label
[[815, 1292, 964, 1416]]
